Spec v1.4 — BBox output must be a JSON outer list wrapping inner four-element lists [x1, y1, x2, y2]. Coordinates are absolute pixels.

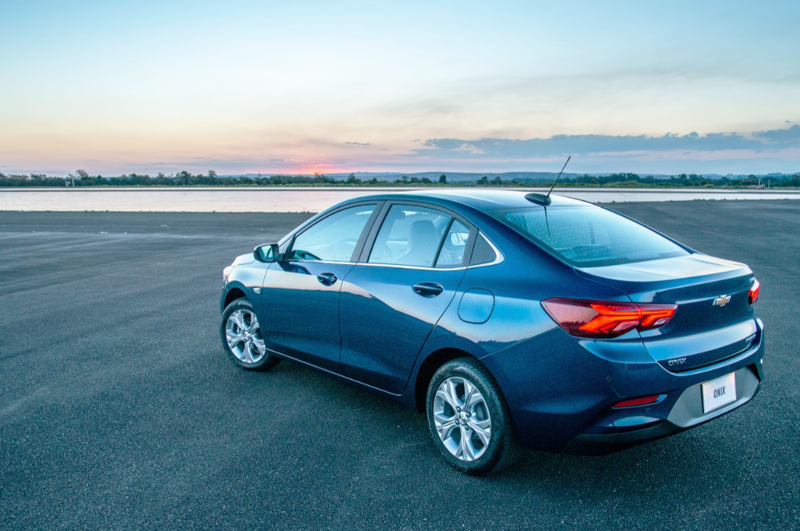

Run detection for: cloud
[[752, 124, 800, 144], [415, 125, 800, 161], [18, 125, 798, 176]]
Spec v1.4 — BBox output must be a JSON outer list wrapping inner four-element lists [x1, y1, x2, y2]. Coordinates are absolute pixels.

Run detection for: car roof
[[344, 189, 589, 212]]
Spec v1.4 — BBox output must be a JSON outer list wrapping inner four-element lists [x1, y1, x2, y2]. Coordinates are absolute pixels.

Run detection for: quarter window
[[369, 205, 451, 267], [469, 233, 498, 266], [290, 204, 375, 262]]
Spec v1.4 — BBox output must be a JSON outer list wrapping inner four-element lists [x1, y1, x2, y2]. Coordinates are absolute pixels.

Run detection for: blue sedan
[[220, 190, 764, 475]]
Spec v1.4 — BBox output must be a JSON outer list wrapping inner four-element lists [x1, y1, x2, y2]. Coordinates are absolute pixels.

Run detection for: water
[[1, 187, 797, 213]]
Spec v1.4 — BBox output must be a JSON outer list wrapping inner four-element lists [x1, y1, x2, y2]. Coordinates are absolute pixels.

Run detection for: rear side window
[[369, 205, 451, 267], [436, 220, 470, 268], [498, 206, 688, 267]]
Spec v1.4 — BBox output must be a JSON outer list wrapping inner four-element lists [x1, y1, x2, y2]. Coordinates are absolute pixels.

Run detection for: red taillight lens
[[749, 278, 760, 305], [612, 394, 663, 409], [541, 298, 677, 339]]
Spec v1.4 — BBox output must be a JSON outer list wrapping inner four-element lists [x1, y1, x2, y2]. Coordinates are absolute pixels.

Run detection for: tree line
[[1, 170, 798, 188]]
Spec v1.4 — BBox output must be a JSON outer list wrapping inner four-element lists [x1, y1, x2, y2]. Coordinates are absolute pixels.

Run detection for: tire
[[426, 357, 520, 475], [220, 298, 281, 371]]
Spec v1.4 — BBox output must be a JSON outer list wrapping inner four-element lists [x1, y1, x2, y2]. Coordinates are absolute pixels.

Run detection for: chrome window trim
[[285, 233, 504, 271], [357, 262, 469, 271], [355, 232, 504, 271], [286, 259, 355, 266]]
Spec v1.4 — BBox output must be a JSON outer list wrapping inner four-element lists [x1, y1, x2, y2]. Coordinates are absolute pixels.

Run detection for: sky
[[1, 0, 799, 176]]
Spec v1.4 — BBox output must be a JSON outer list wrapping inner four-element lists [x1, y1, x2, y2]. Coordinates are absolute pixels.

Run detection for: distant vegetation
[[2, 170, 799, 188]]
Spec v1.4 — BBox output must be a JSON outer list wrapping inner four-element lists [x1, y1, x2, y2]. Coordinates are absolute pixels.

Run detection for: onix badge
[[713, 295, 732, 307]]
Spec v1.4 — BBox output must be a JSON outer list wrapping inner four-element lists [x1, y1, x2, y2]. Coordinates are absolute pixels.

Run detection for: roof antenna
[[526, 155, 571, 206]]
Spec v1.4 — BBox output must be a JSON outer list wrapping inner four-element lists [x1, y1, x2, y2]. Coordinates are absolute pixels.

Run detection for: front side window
[[497, 205, 688, 267], [290, 204, 375, 262], [369, 205, 451, 267]]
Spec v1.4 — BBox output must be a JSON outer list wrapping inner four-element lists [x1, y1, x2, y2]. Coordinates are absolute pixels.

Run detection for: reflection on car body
[[220, 190, 764, 475]]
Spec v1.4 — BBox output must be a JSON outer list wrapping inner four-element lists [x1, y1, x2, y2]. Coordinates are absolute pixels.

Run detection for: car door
[[339, 203, 473, 394], [261, 202, 380, 372]]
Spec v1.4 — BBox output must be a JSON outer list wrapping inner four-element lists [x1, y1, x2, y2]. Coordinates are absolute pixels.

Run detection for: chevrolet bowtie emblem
[[713, 295, 732, 307]]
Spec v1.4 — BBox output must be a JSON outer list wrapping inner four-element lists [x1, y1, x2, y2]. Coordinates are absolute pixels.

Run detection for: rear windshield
[[496, 205, 689, 267]]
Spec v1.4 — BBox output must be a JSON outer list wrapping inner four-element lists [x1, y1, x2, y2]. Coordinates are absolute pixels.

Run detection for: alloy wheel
[[225, 309, 267, 364], [433, 376, 492, 462]]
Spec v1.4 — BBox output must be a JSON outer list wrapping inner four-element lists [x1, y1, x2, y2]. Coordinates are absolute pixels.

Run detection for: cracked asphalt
[[1, 201, 798, 530]]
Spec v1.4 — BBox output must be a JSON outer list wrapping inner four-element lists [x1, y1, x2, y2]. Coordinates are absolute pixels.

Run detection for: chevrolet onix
[[220, 191, 764, 475]]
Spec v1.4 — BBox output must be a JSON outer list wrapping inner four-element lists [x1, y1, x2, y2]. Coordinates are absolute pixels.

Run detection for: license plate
[[702, 372, 737, 414]]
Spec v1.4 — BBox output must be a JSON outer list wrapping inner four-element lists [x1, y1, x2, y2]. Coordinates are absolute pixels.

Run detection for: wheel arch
[[223, 287, 247, 309], [414, 348, 489, 412]]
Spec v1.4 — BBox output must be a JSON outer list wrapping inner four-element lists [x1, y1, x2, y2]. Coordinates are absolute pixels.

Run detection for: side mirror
[[254, 243, 281, 263]]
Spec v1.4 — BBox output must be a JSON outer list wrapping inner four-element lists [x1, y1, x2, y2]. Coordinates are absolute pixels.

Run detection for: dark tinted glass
[[469, 234, 497, 265], [498, 206, 688, 267]]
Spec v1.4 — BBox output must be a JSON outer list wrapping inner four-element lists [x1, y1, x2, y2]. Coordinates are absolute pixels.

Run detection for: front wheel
[[426, 358, 520, 475], [220, 298, 281, 371]]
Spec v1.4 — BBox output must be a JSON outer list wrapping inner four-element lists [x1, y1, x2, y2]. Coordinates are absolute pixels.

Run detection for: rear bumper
[[481, 318, 765, 453], [563, 362, 762, 455]]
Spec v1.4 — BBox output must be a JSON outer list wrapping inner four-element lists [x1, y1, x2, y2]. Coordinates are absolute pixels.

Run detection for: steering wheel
[[292, 249, 321, 261]]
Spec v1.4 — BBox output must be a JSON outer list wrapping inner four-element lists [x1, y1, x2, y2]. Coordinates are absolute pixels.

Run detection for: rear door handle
[[317, 272, 337, 285], [412, 282, 444, 297]]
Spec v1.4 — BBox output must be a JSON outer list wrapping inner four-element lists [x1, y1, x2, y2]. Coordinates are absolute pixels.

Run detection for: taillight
[[749, 278, 760, 305], [541, 298, 677, 339]]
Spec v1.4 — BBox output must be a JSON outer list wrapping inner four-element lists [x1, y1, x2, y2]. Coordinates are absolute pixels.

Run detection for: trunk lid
[[576, 253, 758, 372]]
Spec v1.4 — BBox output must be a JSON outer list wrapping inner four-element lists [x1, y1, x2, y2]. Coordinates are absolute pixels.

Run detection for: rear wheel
[[220, 298, 280, 371], [426, 358, 520, 475]]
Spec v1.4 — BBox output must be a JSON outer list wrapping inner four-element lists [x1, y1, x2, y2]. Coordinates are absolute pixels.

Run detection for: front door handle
[[317, 272, 338, 286], [412, 282, 444, 297]]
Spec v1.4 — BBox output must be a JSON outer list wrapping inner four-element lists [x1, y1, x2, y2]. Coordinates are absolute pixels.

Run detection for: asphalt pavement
[[1, 202, 798, 530]]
